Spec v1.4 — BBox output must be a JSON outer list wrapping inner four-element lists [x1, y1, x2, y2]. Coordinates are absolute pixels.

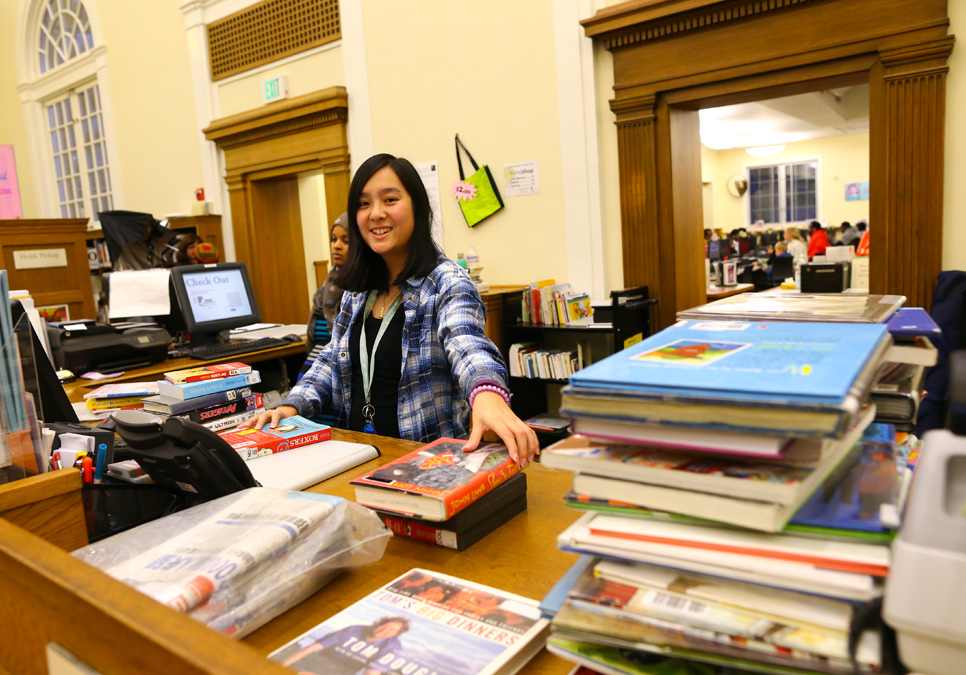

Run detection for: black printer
[[46, 321, 172, 373]]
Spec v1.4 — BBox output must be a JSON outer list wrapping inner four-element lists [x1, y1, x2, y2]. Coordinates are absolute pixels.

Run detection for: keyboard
[[187, 337, 296, 360]]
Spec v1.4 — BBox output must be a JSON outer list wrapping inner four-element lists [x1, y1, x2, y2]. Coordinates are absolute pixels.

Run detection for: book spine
[[153, 386, 255, 415], [167, 372, 260, 400], [379, 514, 458, 549], [87, 395, 145, 410], [203, 409, 263, 432], [170, 364, 252, 384], [232, 427, 332, 460], [443, 461, 521, 520], [178, 394, 264, 423]]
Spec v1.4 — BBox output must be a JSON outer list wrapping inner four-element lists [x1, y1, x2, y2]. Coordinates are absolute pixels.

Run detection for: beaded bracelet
[[469, 383, 511, 408]]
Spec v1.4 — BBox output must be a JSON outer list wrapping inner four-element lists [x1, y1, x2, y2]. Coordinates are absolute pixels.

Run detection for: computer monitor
[[707, 239, 722, 261], [169, 262, 260, 346]]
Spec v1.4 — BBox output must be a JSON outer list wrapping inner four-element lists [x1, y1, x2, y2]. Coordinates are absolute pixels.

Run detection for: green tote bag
[[454, 134, 504, 227]]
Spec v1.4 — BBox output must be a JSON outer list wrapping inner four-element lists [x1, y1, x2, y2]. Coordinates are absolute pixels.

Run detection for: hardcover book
[[163, 361, 252, 384], [217, 415, 331, 460], [141, 386, 254, 415], [156, 371, 261, 400], [268, 568, 549, 675], [85, 394, 147, 411], [82, 381, 160, 399], [351, 438, 522, 521], [676, 293, 905, 324], [885, 307, 941, 340], [202, 409, 264, 432]]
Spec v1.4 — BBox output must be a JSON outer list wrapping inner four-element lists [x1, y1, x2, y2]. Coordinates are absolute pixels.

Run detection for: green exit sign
[[263, 75, 288, 104]]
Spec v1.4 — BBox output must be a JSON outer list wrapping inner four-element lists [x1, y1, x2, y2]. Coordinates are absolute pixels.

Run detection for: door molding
[[584, 0, 953, 326]]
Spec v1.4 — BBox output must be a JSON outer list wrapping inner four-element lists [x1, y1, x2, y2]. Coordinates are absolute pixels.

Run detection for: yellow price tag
[[623, 333, 643, 349]]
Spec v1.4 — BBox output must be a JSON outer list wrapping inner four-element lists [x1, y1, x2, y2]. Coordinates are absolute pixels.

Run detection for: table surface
[[706, 282, 755, 299], [242, 428, 580, 674]]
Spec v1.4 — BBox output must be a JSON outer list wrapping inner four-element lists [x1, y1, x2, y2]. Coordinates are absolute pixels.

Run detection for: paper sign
[[414, 162, 444, 250], [504, 161, 540, 197], [14, 248, 68, 269], [0, 145, 22, 219]]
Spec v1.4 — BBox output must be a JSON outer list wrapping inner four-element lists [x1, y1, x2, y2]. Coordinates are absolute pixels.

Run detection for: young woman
[[783, 226, 808, 270], [242, 154, 539, 465], [305, 213, 349, 351]]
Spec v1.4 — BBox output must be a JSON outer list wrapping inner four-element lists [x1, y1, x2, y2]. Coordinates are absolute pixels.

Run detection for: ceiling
[[699, 84, 870, 150]]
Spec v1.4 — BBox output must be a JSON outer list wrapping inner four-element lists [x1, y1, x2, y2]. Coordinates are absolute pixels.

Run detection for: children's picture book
[[568, 320, 890, 407], [156, 371, 261, 400], [677, 293, 905, 324], [163, 361, 252, 385], [268, 568, 549, 675], [566, 293, 593, 322], [217, 415, 331, 460], [141, 386, 254, 415], [82, 381, 160, 399], [351, 437, 522, 520]]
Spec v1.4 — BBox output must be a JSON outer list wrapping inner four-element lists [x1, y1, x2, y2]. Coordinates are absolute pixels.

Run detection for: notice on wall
[[14, 248, 68, 270], [503, 161, 540, 197], [414, 162, 444, 249], [0, 145, 23, 219]]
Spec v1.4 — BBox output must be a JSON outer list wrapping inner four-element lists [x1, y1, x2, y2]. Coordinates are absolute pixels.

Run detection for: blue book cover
[[157, 371, 261, 400], [790, 423, 898, 533], [569, 320, 890, 406], [538, 555, 594, 619], [885, 307, 941, 339]]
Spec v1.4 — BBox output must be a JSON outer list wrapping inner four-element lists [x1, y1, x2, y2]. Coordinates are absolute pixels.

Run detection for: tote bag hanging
[[454, 134, 504, 227]]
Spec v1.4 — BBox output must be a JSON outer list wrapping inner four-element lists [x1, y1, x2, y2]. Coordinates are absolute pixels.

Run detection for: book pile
[[872, 308, 940, 431], [350, 437, 527, 551], [522, 280, 593, 326], [82, 381, 160, 416], [538, 317, 903, 673], [140, 362, 265, 431]]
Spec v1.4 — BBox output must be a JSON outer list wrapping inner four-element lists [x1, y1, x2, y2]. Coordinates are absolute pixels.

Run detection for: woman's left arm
[[436, 273, 538, 465]]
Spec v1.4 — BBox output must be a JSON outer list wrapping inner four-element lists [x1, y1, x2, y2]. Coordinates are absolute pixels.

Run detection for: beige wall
[[704, 133, 870, 234], [0, 1, 37, 217], [298, 171, 329, 300], [944, 0, 966, 271], [361, 0, 568, 287]]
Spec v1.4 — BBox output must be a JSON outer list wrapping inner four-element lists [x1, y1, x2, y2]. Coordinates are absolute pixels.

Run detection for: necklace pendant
[[363, 420, 377, 434]]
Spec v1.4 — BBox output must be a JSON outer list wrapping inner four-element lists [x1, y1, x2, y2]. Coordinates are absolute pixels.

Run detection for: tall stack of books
[[539, 317, 902, 674], [873, 308, 940, 431], [140, 362, 265, 431]]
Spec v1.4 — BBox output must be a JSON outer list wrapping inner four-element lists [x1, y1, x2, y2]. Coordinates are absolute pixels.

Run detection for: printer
[[46, 321, 171, 373]]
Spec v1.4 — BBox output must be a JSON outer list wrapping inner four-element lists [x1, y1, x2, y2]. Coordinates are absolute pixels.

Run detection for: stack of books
[[350, 437, 527, 551], [140, 362, 265, 431], [82, 381, 160, 416], [538, 317, 901, 673], [872, 308, 940, 430]]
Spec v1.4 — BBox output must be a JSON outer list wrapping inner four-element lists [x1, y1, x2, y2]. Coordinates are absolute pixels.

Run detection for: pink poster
[[0, 145, 23, 219]]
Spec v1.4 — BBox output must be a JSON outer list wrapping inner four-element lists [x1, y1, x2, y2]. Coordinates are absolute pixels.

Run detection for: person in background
[[807, 220, 830, 259], [306, 213, 349, 352], [175, 233, 203, 265], [765, 241, 793, 284], [840, 221, 860, 247], [784, 226, 808, 269], [243, 153, 539, 466]]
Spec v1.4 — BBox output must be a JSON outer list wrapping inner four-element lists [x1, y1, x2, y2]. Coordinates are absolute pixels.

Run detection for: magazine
[[269, 569, 550, 675]]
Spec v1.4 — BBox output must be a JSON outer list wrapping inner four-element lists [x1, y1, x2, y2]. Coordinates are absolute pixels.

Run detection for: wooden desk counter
[[63, 341, 307, 403], [244, 429, 580, 674], [706, 282, 755, 300]]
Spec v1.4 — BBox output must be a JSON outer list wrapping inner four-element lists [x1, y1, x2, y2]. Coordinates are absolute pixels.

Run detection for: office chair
[[770, 257, 795, 285]]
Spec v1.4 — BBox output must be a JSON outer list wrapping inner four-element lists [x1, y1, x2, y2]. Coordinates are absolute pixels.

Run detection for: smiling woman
[[241, 154, 539, 466]]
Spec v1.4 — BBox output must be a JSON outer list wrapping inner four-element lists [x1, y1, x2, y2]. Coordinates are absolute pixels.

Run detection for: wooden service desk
[[706, 282, 755, 300], [62, 340, 307, 404], [0, 429, 581, 674]]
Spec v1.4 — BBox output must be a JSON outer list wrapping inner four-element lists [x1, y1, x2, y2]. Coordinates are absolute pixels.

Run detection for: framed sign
[[0, 145, 23, 219]]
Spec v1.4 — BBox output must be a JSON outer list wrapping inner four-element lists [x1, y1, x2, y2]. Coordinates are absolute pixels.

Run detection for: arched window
[[17, 0, 116, 219], [38, 0, 95, 74]]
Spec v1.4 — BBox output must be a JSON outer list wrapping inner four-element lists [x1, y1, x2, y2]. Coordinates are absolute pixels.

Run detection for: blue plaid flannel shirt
[[279, 258, 508, 442]]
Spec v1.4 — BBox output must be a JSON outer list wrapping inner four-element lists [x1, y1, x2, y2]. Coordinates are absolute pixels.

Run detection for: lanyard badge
[[360, 290, 402, 434]]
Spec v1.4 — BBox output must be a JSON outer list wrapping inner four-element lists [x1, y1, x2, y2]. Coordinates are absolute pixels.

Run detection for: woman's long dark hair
[[339, 154, 440, 292]]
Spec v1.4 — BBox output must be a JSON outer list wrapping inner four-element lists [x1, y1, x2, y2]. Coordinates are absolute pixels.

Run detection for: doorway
[[250, 177, 308, 325]]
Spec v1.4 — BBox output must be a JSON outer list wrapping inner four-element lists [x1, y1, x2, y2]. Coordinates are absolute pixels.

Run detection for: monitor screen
[[169, 263, 260, 345]]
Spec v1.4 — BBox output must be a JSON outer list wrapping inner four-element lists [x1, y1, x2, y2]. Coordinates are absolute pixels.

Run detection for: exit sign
[[263, 75, 288, 104]]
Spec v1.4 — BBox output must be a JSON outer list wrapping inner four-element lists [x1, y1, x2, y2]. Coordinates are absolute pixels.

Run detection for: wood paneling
[[0, 470, 87, 553], [0, 219, 96, 321], [250, 178, 308, 324], [584, 0, 954, 321]]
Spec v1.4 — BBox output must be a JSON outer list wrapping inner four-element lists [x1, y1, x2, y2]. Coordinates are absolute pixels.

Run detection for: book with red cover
[[351, 437, 522, 521], [164, 361, 252, 384], [217, 415, 331, 461]]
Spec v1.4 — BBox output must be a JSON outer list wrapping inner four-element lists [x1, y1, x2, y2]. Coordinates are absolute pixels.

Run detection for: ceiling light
[[745, 145, 786, 159]]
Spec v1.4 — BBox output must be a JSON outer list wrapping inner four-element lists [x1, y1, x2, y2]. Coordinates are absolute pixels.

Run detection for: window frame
[[744, 156, 822, 228]]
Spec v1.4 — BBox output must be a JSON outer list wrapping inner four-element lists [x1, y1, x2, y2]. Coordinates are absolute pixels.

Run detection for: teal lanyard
[[360, 289, 403, 434]]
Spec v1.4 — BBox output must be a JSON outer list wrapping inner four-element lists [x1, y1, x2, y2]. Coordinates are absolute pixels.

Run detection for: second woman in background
[[784, 226, 808, 270], [306, 213, 349, 352]]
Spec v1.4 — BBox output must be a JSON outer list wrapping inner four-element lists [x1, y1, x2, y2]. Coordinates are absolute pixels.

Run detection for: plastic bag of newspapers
[[73, 488, 391, 638]]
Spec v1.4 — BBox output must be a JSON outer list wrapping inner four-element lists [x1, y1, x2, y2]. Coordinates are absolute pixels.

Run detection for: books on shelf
[[268, 568, 550, 675], [376, 473, 527, 550], [217, 415, 331, 460], [351, 437, 522, 521], [677, 292, 905, 323], [163, 361, 252, 384], [157, 371, 261, 400], [141, 385, 255, 415]]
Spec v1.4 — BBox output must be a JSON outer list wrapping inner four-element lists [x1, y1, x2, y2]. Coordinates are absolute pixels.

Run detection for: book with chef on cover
[[268, 568, 549, 675], [351, 437, 522, 521]]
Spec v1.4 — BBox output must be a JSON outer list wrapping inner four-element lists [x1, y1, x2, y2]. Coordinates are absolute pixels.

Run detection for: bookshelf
[[501, 286, 656, 441]]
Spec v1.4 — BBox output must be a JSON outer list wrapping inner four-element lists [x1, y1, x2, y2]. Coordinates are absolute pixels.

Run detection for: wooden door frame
[[583, 0, 954, 328], [202, 87, 351, 290]]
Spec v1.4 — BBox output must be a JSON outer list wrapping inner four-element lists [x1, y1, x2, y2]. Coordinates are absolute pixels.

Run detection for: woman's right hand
[[238, 405, 299, 430]]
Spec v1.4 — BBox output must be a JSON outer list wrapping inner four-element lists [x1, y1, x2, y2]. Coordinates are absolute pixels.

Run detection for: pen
[[94, 442, 108, 484]]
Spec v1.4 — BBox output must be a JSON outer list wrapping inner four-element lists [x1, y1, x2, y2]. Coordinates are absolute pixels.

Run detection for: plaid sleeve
[[435, 267, 508, 398]]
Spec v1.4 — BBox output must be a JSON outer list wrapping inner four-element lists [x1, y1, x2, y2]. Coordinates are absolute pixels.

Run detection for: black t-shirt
[[349, 308, 403, 438]]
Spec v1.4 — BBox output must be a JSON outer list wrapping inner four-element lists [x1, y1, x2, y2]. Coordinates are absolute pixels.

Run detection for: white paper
[[414, 162, 444, 249], [108, 269, 171, 319], [504, 161, 540, 197]]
